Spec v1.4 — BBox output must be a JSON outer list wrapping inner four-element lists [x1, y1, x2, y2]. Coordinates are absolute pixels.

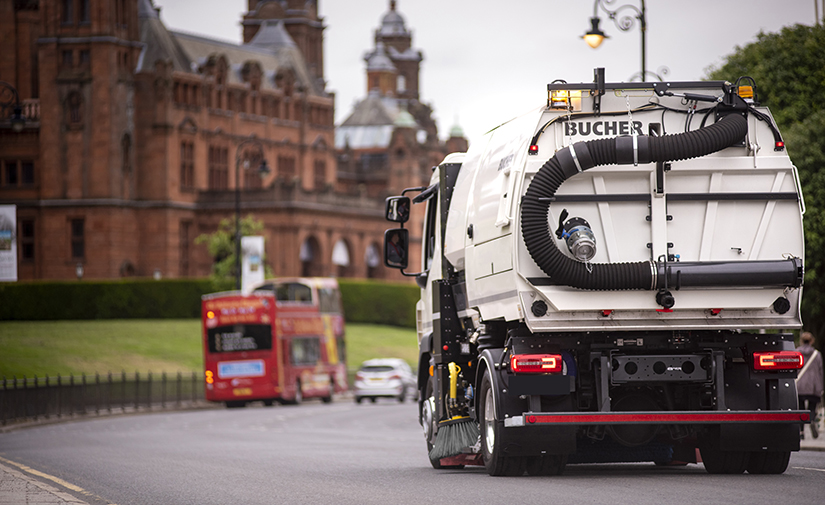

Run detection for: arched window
[[397, 74, 407, 93], [65, 91, 82, 125], [365, 242, 381, 278], [300, 236, 323, 277], [332, 238, 353, 278]]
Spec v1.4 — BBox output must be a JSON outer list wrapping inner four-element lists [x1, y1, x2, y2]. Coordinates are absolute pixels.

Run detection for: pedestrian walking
[[797, 332, 824, 439]]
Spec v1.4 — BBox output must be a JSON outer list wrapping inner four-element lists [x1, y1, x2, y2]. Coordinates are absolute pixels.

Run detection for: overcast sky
[[153, 0, 820, 146]]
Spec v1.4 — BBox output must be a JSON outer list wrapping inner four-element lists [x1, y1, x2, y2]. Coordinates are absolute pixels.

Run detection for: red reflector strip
[[753, 351, 803, 370], [523, 411, 810, 425], [510, 354, 562, 374]]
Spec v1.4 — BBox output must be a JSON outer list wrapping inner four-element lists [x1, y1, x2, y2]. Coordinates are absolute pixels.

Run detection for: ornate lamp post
[[0, 81, 26, 132], [234, 137, 270, 290], [583, 0, 664, 81]]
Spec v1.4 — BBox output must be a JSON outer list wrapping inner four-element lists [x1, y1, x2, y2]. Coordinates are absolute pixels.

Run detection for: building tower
[[242, 0, 325, 84], [369, 0, 422, 102]]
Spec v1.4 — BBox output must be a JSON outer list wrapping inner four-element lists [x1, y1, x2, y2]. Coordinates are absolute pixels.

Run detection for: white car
[[353, 358, 416, 403]]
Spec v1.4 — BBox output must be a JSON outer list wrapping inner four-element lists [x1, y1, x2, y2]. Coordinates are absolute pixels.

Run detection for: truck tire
[[699, 441, 748, 474], [746, 451, 790, 474], [423, 377, 464, 470], [525, 454, 567, 476], [480, 369, 526, 476]]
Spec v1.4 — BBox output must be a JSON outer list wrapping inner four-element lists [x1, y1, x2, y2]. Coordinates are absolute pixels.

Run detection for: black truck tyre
[[699, 440, 748, 474], [525, 454, 567, 476], [480, 369, 526, 476], [746, 451, 791, 474]]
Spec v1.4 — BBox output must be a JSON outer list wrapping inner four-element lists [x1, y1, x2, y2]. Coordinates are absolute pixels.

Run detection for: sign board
[[0, 205, 17, 282], [241, 235, 265, 294]]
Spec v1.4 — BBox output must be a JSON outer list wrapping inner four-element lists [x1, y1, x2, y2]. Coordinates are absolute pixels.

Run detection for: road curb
[[0, 459, 90, 505]]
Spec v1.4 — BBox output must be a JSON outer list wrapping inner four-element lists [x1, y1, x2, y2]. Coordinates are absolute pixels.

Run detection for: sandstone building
[[0, 0, 465, 282]]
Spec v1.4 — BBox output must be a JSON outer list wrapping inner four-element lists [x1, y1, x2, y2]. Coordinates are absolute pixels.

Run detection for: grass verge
[[0, 320, 417, 378]]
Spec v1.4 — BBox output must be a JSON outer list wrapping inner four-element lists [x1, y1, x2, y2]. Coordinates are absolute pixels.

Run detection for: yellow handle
[[448, 362, 461, 400]]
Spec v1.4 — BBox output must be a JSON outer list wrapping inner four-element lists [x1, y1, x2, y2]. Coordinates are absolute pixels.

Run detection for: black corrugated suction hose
[[521, 113, 802, 291]]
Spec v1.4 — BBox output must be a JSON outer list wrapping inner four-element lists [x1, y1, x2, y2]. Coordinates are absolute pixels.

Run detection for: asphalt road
[[1, 399, 824, 505]]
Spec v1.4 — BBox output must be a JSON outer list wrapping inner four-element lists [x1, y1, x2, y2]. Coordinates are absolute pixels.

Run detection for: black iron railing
[[0, 371, 206, 426]]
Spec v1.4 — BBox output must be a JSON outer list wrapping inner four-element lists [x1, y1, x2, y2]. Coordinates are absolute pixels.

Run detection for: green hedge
[[337, 279, 419, 328], [0, 279, 219, 320], [0, 278, 419, 327]]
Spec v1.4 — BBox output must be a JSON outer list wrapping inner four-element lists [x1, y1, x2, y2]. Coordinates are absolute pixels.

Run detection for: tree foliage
[[707, 24, 825, 340], [195, 214, 272, 285]]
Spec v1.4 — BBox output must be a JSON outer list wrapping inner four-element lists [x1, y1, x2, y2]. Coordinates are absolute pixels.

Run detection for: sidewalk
[[0, 460, 90, 505]]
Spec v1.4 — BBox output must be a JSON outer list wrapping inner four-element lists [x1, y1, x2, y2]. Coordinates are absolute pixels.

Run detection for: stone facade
[[0, 0, 466, 282]]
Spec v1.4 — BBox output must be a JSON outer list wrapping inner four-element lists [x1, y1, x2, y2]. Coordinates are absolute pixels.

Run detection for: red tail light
[[510, 354, 563, 374], [389, 374, 401, 380], [753, 351, 803, 371], [355, 372, 364, 381]]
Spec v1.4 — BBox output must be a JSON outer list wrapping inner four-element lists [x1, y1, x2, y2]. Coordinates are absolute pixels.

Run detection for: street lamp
[[0, 81, 26, 132], [234, 137, 270, 290], [583, 0, 649, 80]]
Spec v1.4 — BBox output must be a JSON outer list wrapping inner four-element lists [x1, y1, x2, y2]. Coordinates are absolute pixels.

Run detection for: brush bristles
[[428, 419, 480, 461]]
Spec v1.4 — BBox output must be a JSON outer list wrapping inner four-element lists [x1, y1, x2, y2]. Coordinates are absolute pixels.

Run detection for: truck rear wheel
[[746, 451, 790, 474], [480, 369, 525, 476], [525, 455, 567, 476], [699, 441, 748, 474]]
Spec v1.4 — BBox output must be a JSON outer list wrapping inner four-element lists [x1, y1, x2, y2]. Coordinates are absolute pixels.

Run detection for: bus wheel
[[480, 369, 525, 476], [293, 380, 303, 405], [225, 401, 246, 409], [355, 396, 363, 404], [322, 382, 334, 404], [263, 399, 275, 407], [398, 386, 407, 403]]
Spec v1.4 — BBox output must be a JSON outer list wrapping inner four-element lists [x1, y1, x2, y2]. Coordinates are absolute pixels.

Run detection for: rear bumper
[[504, 410, 811, 427]]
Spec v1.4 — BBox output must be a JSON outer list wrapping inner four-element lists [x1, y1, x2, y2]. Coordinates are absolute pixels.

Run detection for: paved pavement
[[1, 419, 823, 505], [0, 459, 90, 505]]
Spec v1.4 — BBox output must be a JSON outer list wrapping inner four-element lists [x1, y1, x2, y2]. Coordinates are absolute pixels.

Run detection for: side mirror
[[385, 196, 410, 223], [384, 228, 409, 269]]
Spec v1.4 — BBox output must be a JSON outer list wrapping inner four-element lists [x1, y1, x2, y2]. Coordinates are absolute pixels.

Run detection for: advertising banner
[[241, 235, 265, 294], [0, 205, 17, 282]]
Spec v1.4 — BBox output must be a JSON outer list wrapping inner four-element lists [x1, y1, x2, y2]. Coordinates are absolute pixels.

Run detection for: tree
[[707, 24, 825, 340], [195, 214, 272, 285]]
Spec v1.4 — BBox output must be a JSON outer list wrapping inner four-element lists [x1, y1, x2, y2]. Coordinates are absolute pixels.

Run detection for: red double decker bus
[[201, 277, 347, 407]]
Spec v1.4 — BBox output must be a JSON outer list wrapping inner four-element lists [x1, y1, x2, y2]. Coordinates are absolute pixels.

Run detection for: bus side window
[[290, 337, 321, 365], [276, 283, 313, 303], [319, 287, 342, 314]]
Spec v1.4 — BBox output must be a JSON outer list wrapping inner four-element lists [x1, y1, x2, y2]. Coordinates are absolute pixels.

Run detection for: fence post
[[176, 371, 182, 406], [161, 372, 166, 409], [121, 370, 126, 413], [147, 372, 152, 410], [107, 372, 112, 413], [70, 375, 76, 418], [95, 373, 100, 415], [1, 376, 6, 426], [191, 371, 197, 403], [56, 374, 61, 418], [81, 374, 87, 415], [134, 371, 140, 411]]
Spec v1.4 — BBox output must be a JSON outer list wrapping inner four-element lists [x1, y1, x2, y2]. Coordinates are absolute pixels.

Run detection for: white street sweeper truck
[[383, 69, 810, 476]]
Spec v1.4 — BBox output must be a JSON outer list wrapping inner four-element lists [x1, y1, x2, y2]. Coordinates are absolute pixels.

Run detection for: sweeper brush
[[429, 416, 480, 461]]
